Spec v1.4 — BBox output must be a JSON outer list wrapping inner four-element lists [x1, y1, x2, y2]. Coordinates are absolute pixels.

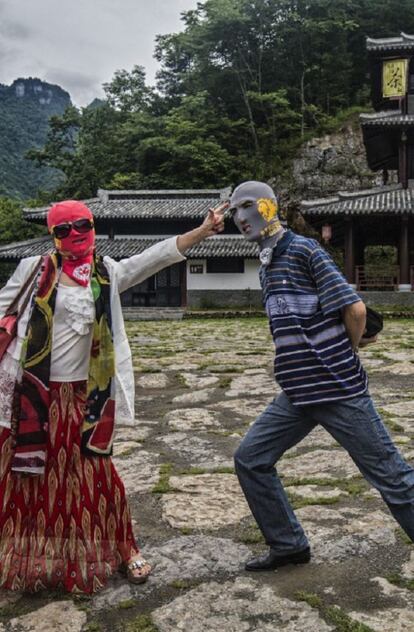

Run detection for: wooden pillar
[[180, 261, 187, 308], [344, 217, 355, 285], [399, 131, 408, 189], [399, 214, 410, 290]]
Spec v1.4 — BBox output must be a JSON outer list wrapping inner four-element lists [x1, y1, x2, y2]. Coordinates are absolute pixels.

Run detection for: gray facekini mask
[[229, 181, 285, 266]]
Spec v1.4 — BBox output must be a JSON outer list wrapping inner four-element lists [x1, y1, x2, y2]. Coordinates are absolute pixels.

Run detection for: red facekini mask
[[47, 200, 96, 286]]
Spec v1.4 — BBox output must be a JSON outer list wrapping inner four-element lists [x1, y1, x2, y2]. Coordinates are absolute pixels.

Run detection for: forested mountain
[[0, 78, 70, 199]]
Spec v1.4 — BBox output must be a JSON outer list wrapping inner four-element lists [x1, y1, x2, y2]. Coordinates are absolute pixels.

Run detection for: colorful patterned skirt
[[0, 381, 139, 594]]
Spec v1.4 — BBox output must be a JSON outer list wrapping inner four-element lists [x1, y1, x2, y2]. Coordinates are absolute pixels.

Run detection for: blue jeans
[[234, 391, 414, 553]]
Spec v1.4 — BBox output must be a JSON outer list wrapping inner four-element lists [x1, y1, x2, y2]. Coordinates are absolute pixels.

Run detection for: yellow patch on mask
[[257, 198, 278, 222], [260, 221, 282, 238]]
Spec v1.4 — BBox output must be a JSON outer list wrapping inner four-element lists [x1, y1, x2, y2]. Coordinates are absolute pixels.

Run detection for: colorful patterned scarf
[[11, 253, 115, 475]]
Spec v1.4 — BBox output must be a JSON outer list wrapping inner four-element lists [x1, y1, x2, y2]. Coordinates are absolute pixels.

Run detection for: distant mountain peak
[[9, 77, 71, 106], [0, 77, 72, 199]]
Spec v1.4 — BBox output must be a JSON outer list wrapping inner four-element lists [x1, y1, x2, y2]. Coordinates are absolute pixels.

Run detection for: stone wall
[[359, 291, 414, 308], [187, 290, 263, 309]]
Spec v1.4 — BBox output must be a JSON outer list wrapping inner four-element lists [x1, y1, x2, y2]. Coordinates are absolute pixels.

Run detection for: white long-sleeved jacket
[[0, 236, 186, 428]]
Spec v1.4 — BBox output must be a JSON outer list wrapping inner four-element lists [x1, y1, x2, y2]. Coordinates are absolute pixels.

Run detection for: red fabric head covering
[[47, 200, 93, 229], [47, 200, 95, 286]]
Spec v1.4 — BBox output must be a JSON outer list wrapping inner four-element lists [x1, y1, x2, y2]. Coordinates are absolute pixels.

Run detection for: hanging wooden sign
[[382, 59, 408, 98]]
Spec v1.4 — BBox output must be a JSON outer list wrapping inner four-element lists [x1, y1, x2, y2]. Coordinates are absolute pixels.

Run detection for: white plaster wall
[[187, 259, 261, 290]]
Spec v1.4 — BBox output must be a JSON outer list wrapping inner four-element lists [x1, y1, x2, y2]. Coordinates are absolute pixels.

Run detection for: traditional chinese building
[[0, 189, 263, 310], [301, 33, 414, 297]]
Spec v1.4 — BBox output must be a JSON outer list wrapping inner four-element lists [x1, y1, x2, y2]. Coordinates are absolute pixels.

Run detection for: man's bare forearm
[[342, 301, 367, 351]]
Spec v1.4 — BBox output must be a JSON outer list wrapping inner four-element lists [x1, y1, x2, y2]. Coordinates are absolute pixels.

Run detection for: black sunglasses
[[51, 218, 94, 240]]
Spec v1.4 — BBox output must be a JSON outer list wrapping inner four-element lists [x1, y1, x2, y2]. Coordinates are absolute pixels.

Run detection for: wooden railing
[[355, 266, 400, 291]]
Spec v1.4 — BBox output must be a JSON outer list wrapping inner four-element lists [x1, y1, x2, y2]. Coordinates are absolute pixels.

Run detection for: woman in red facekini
[[0, 199, 226, 594]]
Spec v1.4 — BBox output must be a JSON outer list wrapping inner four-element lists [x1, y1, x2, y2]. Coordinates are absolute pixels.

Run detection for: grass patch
[[288, 493, 340, 509], [170, 579, 200, 590], [386, 572, 414, 591], [238, 524, 265, 545], [377, 408, 405, 433], [284, 476, 367, 497], [152, 463, 173, 494], [125, 614, 159, 632], [178, 466, 235, 476], [395, 527, 414, 546], [118, 599, 136, 610], [84, 623, 102, 632], [180, 527, 193, 535], [218, 376, 232, 389], [296, 591, 375, 631]]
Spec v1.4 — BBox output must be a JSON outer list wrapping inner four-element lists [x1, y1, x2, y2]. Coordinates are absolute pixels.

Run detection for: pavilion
[[301, 33, 414, 295]]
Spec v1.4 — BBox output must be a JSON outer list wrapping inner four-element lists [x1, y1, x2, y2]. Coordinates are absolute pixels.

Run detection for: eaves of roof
[[23, 189, 232, 221], [0, 235, 259, 261], [360, 111, 414, 127], [366, 32, 414, 53], [300, 185, 414, 215]]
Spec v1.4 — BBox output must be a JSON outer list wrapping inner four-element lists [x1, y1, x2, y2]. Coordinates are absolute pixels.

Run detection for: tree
[[0, 197, 46, 244], [103, 65, 153, 113]]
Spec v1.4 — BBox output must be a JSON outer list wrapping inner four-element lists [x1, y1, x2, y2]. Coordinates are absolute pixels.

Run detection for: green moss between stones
[[152, 463, 173, 494], [125, 614, 159, 632], [288, 493, 340, 509], [84, 623, 102, 632], [170, 579, 201, 590], [180, 527, 193, 535], [296, 591, 375, 632], [385, 572, 414, 591], [395, 527, 414, 546], [284, 476, 367, 496], [118, 599, 136, 610], [238, 525, 265, 545]]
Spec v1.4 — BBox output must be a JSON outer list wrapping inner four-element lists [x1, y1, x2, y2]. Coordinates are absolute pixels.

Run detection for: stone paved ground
[[2, 317, 414, 632]]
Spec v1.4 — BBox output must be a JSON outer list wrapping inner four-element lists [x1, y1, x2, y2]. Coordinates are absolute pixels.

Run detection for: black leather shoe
[[245, 547, 311, 571]]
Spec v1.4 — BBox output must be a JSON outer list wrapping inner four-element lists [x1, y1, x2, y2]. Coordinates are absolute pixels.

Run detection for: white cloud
[[0, 0, 198, 105]]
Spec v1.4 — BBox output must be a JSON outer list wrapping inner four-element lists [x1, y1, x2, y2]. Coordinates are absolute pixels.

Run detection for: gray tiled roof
[[360, 111, 414, 127], [301, 185, 414, 215], [24, 189, 231, 221], [366, 32, 414, 52], [0, 235, 258, 261]]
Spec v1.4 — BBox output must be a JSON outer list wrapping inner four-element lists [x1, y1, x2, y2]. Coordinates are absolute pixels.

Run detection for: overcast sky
[[0, 0, 198, 106]]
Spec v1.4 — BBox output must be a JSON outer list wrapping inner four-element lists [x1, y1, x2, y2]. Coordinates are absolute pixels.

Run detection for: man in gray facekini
[[230, 180, 414, 571]]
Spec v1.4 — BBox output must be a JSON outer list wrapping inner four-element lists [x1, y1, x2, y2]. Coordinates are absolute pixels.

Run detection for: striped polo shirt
[[260, 231, 368, 405]]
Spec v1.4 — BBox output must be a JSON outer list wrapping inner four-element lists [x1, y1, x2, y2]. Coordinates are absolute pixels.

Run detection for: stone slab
[[162, 474, 250, 529], [113, 449, 159, 494], [9, 602, 86, 632], [165, 408, 221, 432], [152, 577, 333, 632]]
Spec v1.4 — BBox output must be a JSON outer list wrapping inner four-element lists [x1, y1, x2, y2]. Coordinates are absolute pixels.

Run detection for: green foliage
[[21, 0, 414, 199], [103, 65, 153, 113], [0, 197, 46, 244]]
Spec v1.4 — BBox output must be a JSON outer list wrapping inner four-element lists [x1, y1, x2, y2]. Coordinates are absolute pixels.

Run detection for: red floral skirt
[[0, 381, 139, 594]]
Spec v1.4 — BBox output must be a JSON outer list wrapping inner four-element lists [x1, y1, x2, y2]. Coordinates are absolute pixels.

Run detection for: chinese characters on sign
[[382, 59, 408, 98]]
